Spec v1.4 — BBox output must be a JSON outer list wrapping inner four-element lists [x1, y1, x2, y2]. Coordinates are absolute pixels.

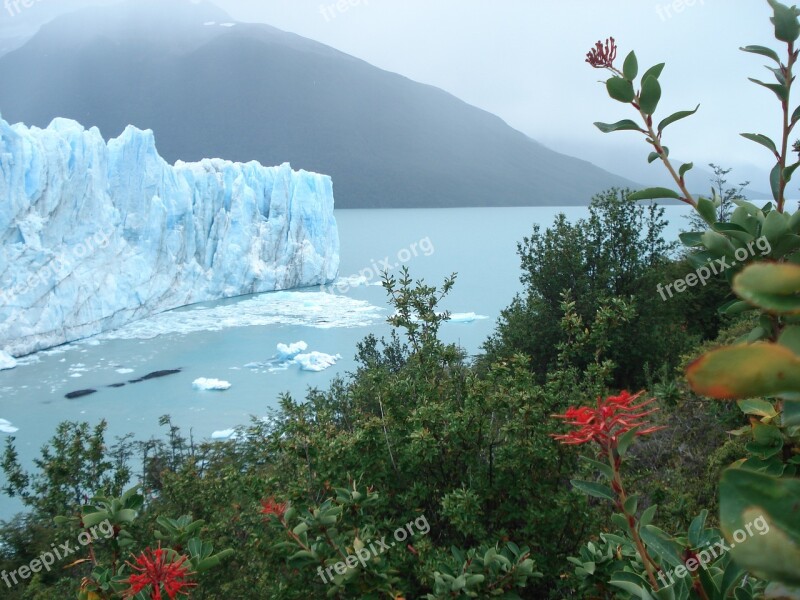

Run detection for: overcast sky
[[207, 0, 780, 188]]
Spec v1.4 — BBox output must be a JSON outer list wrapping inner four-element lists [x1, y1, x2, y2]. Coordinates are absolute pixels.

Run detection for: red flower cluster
[[552, 391, 663, 452], [124, 547, 195, 600], [586, 37, 618, 69], [260, 497, 288, 520]]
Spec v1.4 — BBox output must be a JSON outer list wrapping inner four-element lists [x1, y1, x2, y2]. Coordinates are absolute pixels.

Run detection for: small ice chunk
[[276, 341, 308, 360], [0, 419, 19, 433], [116, 368, 135, 374], [0, 350, 17, 371], [193, 378, 232, 391], [448, 312, 489, 323], [294, 352, 341, 372], [211, 428, 236, 440]]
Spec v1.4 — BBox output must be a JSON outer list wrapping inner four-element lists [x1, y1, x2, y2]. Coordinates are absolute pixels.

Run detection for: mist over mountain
[[0, 0, 638, 208]]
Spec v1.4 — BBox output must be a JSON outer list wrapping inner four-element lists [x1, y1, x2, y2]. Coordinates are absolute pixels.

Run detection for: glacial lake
[[0, 206, 687, 517]]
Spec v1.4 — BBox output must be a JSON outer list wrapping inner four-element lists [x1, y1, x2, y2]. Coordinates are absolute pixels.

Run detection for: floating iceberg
[[0, 350, 16, 371], [449, 312, 489, 323], [246, 341, 341, 373], [276, 341, 308, 360], [0, 419, 18, 433], [295, 351, 341, 372], [0, 116, 339, 357], [211, 428, 237, 440], [193, 378, 232, 391]]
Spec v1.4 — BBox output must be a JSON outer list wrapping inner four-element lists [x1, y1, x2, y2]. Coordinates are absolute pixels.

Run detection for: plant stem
[[779, 41, 797, 213], [607, 446, 661, 590], [641, 108, 697, 208]]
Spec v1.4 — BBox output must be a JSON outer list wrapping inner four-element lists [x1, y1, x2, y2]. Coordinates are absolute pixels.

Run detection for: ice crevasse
[[0, 115, 340, 358]]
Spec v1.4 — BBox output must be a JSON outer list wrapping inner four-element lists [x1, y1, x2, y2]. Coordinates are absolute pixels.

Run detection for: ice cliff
[[0, 116, 339, 357]]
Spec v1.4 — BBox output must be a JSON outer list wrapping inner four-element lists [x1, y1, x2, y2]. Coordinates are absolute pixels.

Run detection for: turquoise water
[[0, 206, 688, 517]]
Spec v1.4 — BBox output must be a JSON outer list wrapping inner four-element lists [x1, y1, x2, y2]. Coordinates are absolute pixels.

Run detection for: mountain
[[0, 115, 338, 357], [0, 0, 637, 208], [0, 0, 119, 57]]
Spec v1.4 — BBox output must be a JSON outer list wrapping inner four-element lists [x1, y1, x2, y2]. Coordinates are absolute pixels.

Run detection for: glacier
[[0, 115, 339, 358]]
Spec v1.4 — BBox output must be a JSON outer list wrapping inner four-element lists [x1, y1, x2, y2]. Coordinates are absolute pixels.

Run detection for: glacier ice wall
[[0, 116, 339, 357]]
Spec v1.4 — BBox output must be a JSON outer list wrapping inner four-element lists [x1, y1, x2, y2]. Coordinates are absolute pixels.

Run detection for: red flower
[[124, 547, 195, 600], [552, 391, 664, 452], [260, 497, 287, 520], [586, 37, 618, 69]]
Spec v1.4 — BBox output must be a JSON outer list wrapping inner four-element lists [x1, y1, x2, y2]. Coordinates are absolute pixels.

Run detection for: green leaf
[[701, 230, 736, 259], [770, 162, 783, 203], [623, 495, 639, 515], [750, 423, 784, 457], [767, 65, 788, 85], [720, 300, 756, 316], [696, 197, 718, 225], [735, 262, 800, 314], [115, 509, 137, 524], [720, 468, 800, 585], [780, 325, 800, 355], [611, 512, 632, 533], [639, 525, 685, 568], [639, 75, 662, 115], [570, 480, 616, 501], [623, 51, 638, 81], [721, 560, 748, 598], [768, 0, 800, 43], [784, 400, 800, 427], [749, 77, 789, 101], [617, 426, 640, 456], [688, 509, 709, 547], [640, 504, 658, 529], [609, 579, 655, 599], [607, 77, 635, 103], [579, 455, 614, 479], [648, 151, 660, 164], [738, 398, 779, 419], [594, 119, 643, 133], [679, 162, 694, 179], [713, 223, 756, 243], [679, 232, 705, 247], [687, 342, 800, 399], [642, 63, 666, 82], [740, 44, 782, 64], [82, 512, 111, 528], [628, 187, 681, 201], [763, 207, 791, 244], [658, 104, 700, 134], [741, 133, 779, 157], [786, 161, 800, 184]]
